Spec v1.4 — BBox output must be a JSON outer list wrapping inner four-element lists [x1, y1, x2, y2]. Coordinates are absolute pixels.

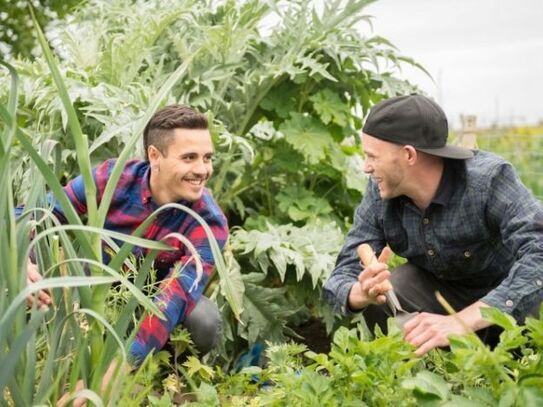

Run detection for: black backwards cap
[[362, 94, 474, 160]]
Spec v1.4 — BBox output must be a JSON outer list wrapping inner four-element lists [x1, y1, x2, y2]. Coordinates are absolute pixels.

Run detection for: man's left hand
[[403, 312, 469, 356]]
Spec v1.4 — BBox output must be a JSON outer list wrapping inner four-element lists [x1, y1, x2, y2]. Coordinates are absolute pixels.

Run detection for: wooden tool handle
[[357, 243, 393, 292], [357, 243, 377, 267]]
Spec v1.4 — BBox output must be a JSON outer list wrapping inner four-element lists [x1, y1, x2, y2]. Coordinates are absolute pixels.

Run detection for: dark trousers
[[363, 263, 505, 346]]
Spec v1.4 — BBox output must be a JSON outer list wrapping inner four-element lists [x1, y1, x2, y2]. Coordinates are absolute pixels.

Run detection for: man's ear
[[404, 145, 418, 165], [148, 145, 161, 163]]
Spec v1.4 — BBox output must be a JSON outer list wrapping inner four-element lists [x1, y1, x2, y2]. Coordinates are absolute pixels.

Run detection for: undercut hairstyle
[[143, 105, 208, 160]]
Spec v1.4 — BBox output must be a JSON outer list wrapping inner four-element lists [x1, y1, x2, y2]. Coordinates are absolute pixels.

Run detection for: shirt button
[[422, 218, 430, 225], [427, 249, 435, 256], [505, 299, 513, 307], [536, 280, 543, 287], [464, 250, 471, 258]]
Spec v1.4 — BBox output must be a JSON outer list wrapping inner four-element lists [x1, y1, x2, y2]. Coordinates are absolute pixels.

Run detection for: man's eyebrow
[[178, 151, 214, 157]]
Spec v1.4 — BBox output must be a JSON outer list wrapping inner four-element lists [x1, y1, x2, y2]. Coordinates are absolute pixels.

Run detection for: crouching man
[[26, 104, 228, 366], [324, 94, 543, 356]]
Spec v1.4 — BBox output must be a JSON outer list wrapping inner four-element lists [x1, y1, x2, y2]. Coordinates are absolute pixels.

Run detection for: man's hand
[[403, 313, 468, 356], [57, 360, 131, 407], [403, 301, 491, 356], [348, 246, 393, 310], [27, 258, 52, 309]]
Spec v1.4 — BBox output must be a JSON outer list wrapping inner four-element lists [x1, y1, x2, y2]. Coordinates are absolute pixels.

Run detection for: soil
[[291, 318, 331, 354]]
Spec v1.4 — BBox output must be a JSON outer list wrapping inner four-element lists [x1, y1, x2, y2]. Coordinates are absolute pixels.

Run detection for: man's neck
[[149, 170, 170, 206], [407, 159, 445, 211]]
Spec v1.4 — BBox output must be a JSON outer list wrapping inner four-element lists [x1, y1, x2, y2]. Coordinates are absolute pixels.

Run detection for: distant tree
[[0, 0, 81, 59]]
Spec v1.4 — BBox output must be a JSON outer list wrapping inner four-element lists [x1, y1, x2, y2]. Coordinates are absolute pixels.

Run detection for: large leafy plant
[[1, 0, 423, 367]]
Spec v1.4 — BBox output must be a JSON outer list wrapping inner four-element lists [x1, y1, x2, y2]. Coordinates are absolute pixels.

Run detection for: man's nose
[[363, 159, 372, 174], [193, 159, 210, 174]]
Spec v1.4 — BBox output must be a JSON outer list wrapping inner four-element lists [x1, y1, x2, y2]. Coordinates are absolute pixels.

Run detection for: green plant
[[186, 308, 543, 406]]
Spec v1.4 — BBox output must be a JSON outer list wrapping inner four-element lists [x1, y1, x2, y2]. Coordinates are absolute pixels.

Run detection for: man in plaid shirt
[[324, 95, 543, 356], [26, 105, 228, 366]]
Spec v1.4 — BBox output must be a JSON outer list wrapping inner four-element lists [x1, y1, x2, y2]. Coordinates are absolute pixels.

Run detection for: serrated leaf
[[279, 113, 331, 164], [269, 248, 287, 281], [238, 273, 296, 344], [481, 307, 518, 331], [219, 248, 245, 315], [276, 185, 333, 222], [260, 83, 298, 118], [194, 382, 220, 405], [182, 356, 215, 381], [254, 232, 281, 258], [298, 56, 337, 82], [310, 89, 351, 126]]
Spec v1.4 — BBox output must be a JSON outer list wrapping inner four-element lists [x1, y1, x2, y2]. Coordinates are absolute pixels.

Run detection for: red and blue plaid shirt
[[52, 159, 228, 365]]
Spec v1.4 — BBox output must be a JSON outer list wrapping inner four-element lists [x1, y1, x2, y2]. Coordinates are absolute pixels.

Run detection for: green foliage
[[468, 125, 543, 200], [0, 0, 82, 59], [0, 0, 422, 366], [190, 309, 543, 406], [231, 220, 342, 286]]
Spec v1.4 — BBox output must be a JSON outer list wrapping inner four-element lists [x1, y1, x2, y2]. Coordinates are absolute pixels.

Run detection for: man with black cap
[[323, 94, 543, 356]]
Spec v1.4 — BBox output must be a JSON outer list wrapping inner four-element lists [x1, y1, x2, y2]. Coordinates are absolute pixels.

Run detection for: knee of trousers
[[183, 296, 221, 355]]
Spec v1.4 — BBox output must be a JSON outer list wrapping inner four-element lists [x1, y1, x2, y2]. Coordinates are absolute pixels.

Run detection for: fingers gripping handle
[[357, 243, 377, 267], [356, 243, 400, 314]]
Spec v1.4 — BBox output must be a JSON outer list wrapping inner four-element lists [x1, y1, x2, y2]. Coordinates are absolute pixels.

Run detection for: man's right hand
[[27, 258, 52, 309], [347, 247, 392, 310]]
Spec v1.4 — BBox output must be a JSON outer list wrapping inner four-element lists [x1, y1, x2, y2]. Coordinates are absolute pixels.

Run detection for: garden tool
[[357, 243, 418, 329]]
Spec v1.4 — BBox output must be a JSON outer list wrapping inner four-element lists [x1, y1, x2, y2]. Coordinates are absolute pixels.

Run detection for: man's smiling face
[[149, 128, 214, 204], [361, 133, 406, 200]]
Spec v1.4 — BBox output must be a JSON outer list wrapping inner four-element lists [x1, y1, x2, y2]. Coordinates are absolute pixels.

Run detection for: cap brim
[[416, 145, 474, 160]]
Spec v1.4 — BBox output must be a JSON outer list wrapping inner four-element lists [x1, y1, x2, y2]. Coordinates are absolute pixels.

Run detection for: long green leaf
[[0, 276, 117, 333], [105, 201, 242, 318], [48, 258, 164, 319], [0, 60, 18, 154], [0, 310, 46, 392], [71, 308, 127, 400], [0, 62, 19, 301], [99, 250, 158, 374], [8, 125, 94, 256], [155, 203, 243, 319], [29, 6, 98, 229], [30, 224, 174, 258], [60, 389, 104, 407]]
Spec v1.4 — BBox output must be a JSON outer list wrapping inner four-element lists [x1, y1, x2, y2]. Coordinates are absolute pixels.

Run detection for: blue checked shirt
[[323, 151, 543, 321]]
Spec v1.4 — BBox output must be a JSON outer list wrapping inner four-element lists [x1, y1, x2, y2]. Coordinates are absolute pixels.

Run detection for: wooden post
[[458, 114, 478, 149]]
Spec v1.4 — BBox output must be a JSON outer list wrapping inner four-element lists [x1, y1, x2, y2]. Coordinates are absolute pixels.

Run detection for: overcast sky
[[365, 0, 543, 128]]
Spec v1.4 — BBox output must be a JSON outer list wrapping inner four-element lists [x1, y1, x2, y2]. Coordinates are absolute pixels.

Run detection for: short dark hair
[[143, 105, 208, 160]]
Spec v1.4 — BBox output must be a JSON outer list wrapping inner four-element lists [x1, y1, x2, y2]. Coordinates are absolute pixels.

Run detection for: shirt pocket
[[440, 239, 495, 279]]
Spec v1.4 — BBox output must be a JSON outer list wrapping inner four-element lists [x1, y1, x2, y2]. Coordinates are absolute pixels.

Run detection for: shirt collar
[[140, 163, 198, 208], [431, 159, 464, 206], [141, 163, 154, 205]]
